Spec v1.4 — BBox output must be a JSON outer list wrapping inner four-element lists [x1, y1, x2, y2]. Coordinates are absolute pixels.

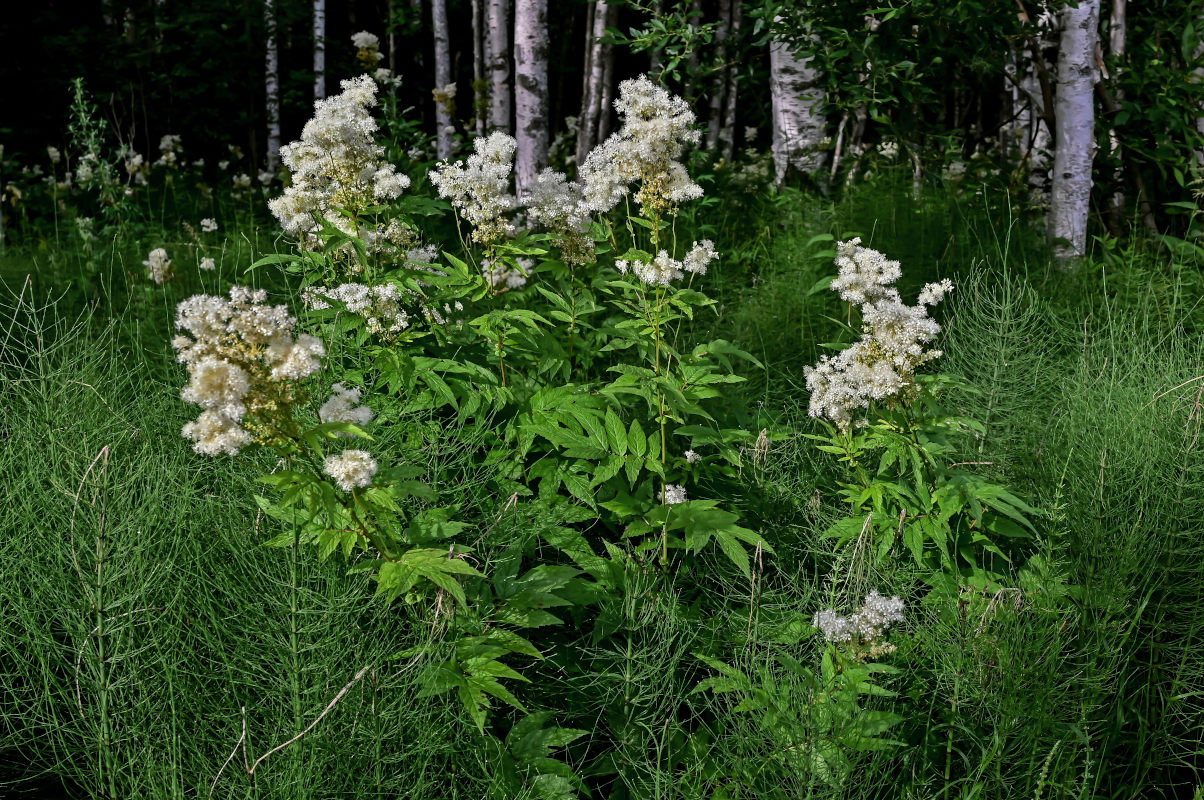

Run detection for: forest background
[[1, 1, 1204, 799]]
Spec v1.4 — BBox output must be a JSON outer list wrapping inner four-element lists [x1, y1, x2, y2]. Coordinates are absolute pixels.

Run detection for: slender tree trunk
[[769, 27, 826, 184], [576, 2, 607, 167], [313, 0, 326, 100], [432, 0, 454, 158], [388, 0, 397, 71], [1049, 0, 1099, 262], [514, 0, 549, 195], [488, 0, 513, 132], [1106, 0, 1125, 231], [719, 0, 742, 161], [707, 0, 733, 151], [685, 0, 703, 100], [472, 0, 486, 136], [265, 0, 281, 170], [596, 5, 618, 142]]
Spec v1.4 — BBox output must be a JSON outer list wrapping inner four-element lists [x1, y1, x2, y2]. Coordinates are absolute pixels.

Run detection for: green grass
[[1, 174, 1203, 798]]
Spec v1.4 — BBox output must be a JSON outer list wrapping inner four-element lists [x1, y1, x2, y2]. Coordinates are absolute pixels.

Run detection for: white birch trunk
[[432, 0, 454, 159], [596, 5, 618, 142], [576, 2, 607, 168], [1049, 0, 1099, 261], [265, 0, 281, 171], [719, 0, 742, 161], [488, 0, 513, 133], [1107, 0, 1125, 220], [472, 0, 486, 136], [707, 0, 733, 152], [313, 0, 326, 100], [514, 0, 549, 195], [769, 30, 826, 183]]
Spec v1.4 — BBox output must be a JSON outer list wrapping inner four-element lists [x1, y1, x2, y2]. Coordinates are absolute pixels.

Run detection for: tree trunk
[[1049, 0, 1099, 262], [472, 0, 486, 136], [432, 0, 454, 158], [596, 4, 618, 142], [769, 28, 826, 184], [706, 0, 733, 152], [313, 0, 326, 100], [1105, 0, 1125, 231], [265, 0, 281, 171], [488, 0, 512, 133], [719, 0, 742, 161], [514, 0, 549, 195], [576, 2, 607, 167]]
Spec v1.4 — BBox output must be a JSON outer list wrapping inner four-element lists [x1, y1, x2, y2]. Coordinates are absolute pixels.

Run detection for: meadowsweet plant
[[175, 74, 776, 792], [813, 590, 906, 659], [268, 75, 410, 251], [803, 241, 1038, 587]]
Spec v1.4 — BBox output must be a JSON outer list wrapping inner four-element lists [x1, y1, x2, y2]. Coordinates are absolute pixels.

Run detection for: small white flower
[[324, 449, 378, 491], [684, 449, 700, 464], [200, 218, 218, 233], [663, 484, 687, 505], [199, 257, 216, 271], [319, 383, 375, 428], [144, 247, 173, 284]]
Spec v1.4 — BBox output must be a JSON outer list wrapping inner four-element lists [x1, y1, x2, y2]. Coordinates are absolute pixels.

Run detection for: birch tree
[[1049, 0, 1099, 261], [432, 0, 454, 158], [719, 0, 742, 161], [596, 7, 618, 142], [265, 0, 281, 170], [706, 0, 733, 152], [1003, 5, 1055, 200], [514, 0, 549, 194], [472, 0, 486, 136], [576, 2, 612, 167], [488, 0, 512, 133], [1106, 0, 1125, 224], [313, 0, 326, 100], [769, 27, 826, 183]]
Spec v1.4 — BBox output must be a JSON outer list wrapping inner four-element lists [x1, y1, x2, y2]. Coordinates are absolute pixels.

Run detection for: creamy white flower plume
[[324, 449, 378, 491]]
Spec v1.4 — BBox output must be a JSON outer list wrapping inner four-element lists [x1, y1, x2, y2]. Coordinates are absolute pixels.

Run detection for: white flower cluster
[[269, 76, 410, 242], [804, 239, 953, 430], [47, 146, 61, 165], [351, 31, 379, 50], [319, 383, 375, 427], [522, 168, 594, 264], [200, 257, 216, 271], [351, 31, 382, 69], [201, 217, 219, 233], [303, 282, 411, 338], [579, 75, 702, 216], [621, 239, 717, 287], [663, 484, 687, 505], [829, 237, 902, 305], [481, 256, 531, 291], [429, 132, 517, 246], [324, 449, 378, 491], [125, 151, 148, 186], [813, 590, 905, 651], [156, 134, 183, 168], [173, 287, 325, 456], [144, 247, 173, 284]]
